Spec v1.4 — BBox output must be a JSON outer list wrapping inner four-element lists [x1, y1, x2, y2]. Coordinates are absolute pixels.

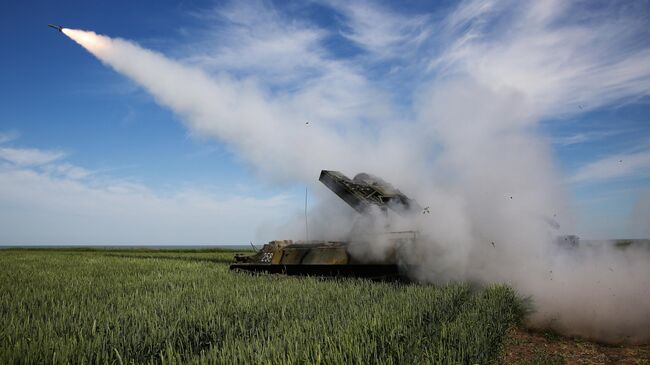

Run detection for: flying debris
[[556, 235, 580, 249], [48, 24, 64, 32]]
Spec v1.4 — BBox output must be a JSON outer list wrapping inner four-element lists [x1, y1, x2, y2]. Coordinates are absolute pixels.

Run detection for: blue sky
[[0, 0, 649, 244], [1, 0, 255, 190]]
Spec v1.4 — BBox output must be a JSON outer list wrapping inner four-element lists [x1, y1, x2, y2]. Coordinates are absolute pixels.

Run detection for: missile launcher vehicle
[[230, 170, 419, 279]]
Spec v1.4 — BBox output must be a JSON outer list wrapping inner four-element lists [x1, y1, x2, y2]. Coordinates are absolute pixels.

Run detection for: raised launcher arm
[[319, 170, 421, 215]]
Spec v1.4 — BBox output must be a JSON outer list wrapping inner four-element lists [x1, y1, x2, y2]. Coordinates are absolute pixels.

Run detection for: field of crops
[[0, 248, 525, 364]]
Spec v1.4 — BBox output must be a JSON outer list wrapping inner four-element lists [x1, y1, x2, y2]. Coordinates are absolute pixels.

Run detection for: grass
[[0, 248, 525, 364]]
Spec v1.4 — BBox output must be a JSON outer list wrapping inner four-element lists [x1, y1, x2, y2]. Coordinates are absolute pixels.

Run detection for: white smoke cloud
[[58, 0, 650, 343]]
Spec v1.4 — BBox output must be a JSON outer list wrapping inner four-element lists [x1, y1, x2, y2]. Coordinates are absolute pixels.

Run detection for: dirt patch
[[498, 327, 650, 365]]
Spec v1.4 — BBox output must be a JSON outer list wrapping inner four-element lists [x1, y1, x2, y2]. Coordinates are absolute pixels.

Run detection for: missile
[[48, 24, 63, 32]]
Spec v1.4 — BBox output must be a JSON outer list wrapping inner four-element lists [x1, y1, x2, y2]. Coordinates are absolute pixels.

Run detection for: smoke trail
[[61, 29, 415, 184], [62, 5, 650, 344]]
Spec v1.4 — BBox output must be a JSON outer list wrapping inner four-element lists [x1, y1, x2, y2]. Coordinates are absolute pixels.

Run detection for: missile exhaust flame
[[62, 29, 110, 54]]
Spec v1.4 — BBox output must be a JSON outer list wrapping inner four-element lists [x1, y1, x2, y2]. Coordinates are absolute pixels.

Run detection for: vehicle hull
[[230, 263, 403, 280]]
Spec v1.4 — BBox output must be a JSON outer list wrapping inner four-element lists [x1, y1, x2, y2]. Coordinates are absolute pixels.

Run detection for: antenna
[[249, 241, 259, 252], [305, 186, 309, 242]]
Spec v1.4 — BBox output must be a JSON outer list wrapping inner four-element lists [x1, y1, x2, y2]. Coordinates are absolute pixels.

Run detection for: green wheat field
[[0, 248, 525, 364]]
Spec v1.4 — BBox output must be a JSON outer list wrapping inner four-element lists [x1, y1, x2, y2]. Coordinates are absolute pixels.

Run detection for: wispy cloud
[[324, 0, 430, 59], [570, 151, 650, 183], [430, 0, 650, 117], [552, 130, 624, 146], [0, 145, 94, 180], [41, 163, 92, 180], [0, 142, 295, 244], [187, 1, 329, 84], [0, 130, 20, 144], [0, 147, 66, 166]]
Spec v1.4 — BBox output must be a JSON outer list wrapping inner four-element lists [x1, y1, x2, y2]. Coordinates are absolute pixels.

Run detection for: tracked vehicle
[[230, 170, 419, 279]]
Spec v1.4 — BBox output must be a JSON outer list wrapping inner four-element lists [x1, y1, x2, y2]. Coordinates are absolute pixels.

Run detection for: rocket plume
[[61, 21, 650, 345]]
